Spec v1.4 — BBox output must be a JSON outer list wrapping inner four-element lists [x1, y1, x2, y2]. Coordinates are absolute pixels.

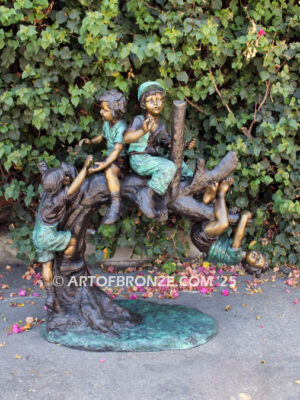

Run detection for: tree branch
[[169, 100, 187, 199], [141, 0, 161, 12], [184, 97, 205, 114], [210, 68, 234, 115], [180, 151, 238, 196], [241, 80, 271, 138]]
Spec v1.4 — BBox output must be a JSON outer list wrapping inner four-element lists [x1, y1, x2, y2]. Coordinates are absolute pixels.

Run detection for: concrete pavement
[[0, 263, 299, 400]]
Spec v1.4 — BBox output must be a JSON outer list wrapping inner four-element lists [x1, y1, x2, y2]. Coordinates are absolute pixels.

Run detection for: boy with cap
[[124, 81, 193, 220]]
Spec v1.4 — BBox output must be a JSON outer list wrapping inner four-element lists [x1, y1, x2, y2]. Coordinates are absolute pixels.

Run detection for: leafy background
[[0, 0, 299, 266]]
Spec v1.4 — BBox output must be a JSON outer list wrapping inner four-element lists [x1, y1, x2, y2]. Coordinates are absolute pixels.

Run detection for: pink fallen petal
[[286, 278, 294, 286], [259, 325, 264, 328], [18, 289, 26, 297], [293, 299, 299, 304], [44, 305, 48, 311], [200, 287, 208, 294], [100, 358, 106, 363], [222, 289, 230, 296], [130, 294, 138, 300], [12, 324, 19, 334], [32, 292, 40, 297], [285, 289, 291, 293]]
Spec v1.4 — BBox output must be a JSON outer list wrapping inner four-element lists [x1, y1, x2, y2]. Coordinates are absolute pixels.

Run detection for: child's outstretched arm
[[79, 135, 103, 147], [232, 211, 252, 249], [124, 118, 154, 144], [67, 155, 93, 196], [88, 144, 123, 174]]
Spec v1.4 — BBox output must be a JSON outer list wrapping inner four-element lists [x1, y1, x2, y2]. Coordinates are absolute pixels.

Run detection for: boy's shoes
[[155, 195, 168, 222], [45, 283, 62, 314], [157, 208, 168, 222], [137, 187, 156, 219], [102, 192, 121, 225]]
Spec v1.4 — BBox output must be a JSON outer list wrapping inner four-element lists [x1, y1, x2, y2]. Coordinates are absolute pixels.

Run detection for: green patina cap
[[137, 81, 165, 102]]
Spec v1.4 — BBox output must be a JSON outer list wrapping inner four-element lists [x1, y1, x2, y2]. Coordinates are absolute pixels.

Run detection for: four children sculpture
[[32, 81, 268, 312]]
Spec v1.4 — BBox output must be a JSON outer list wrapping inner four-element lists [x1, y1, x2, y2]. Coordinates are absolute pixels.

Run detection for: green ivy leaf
[[176, 71, 188, 83]]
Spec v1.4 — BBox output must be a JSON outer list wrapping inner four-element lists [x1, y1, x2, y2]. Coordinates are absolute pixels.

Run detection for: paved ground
[[0, 263, 299, 400]]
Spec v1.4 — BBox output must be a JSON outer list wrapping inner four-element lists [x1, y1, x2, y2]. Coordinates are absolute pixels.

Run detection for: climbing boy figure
[[124, 81, 194, 221]]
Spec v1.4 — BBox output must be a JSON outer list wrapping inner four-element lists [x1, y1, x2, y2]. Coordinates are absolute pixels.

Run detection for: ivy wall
[[0, 0, 299, 266]]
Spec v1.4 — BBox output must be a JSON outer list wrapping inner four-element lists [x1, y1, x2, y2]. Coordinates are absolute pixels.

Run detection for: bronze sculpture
[[191, 179, 268, 276], [124, 81, 194, 221], [32, 82, 268, 350], [79, 90, 128, 225], [32, 155, 93, 312]]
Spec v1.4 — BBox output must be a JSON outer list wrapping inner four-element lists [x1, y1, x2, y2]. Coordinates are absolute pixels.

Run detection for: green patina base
[[42, 300, 217, 352]]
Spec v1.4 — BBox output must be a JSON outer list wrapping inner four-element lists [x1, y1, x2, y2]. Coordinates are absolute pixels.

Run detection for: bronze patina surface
[[32, 82, 268, 350]]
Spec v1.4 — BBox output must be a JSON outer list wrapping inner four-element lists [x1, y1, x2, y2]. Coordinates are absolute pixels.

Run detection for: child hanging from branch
[[191, 178, 268, 275]]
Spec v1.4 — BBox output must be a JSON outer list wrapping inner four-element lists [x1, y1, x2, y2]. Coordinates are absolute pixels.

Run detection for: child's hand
[[187, 138, 196, 150], [84, 155, 93, 168], [142, 118, 154, 133], [79, 138, 91, 147], [88, 161, 105, 174]]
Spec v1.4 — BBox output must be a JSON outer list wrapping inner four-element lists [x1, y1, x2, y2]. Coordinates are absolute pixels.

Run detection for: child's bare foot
[[218, 177, 234, 195], [203, 181, 219, 204]]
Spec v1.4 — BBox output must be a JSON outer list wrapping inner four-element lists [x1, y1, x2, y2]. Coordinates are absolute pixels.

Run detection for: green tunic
[[207, 236, 243, 266], [102, 120, 127, 157], [32, 190, 72, 263]]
